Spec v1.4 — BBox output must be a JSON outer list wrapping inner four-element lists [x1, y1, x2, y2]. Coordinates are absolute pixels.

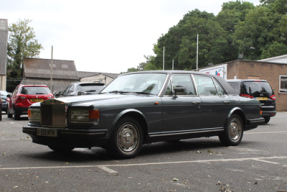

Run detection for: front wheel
[[106, 117, 143, 159], [219, 114, 243, 146]]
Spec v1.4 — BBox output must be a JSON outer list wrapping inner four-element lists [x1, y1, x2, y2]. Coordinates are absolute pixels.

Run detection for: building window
[[279, 75, 287, 93]]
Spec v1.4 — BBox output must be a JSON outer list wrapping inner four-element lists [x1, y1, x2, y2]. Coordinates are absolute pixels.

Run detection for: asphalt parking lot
[[0, 112, 287, 192]]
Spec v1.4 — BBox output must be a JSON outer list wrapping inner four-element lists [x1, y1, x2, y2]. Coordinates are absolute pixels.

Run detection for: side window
[[213, 79, 227, 95], [164, 75, 196, 96], [68, 85, 74, 93], [194, 75, 217, 96], [13, 87, 18, 96]]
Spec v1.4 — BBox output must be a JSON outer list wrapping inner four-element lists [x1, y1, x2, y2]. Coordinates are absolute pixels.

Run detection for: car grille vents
[[40, 99, 66, 128]]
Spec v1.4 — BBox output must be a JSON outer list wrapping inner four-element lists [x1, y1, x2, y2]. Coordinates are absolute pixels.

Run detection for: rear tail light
[[270, 94, 276, 101], [19, 96, 26, 99], [240, 94, 254, 99]]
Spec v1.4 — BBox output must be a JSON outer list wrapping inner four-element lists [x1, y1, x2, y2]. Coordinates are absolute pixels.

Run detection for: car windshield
[[20, 87, 51, 95], [101, 73, 167, 95], [241, 82, 274, 96], [78, 84, 105, 92]]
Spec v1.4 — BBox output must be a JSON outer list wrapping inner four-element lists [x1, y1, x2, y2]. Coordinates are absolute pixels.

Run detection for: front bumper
[[23, 126, 108, 148]]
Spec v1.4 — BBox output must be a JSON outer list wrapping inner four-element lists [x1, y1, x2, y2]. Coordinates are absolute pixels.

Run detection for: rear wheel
[[48, 146, 74, 153], [219, 114, 243, 146], [264, 117, 270, 124], [0, 109, 2, 121], [106, 117, 143, 159]]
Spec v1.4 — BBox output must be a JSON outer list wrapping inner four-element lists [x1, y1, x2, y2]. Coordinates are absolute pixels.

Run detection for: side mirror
[[7, 94, 11, 98]]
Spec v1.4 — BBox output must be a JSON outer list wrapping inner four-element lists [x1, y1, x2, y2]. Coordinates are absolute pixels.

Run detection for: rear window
[[20, 87, 51, 95], [241, 82, 274, 96], [227, 82, 240, 94]]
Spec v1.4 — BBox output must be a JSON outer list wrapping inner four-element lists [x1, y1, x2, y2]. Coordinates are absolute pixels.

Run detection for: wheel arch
[[227, 107, 246, 129], [109, 109, 149, 142]]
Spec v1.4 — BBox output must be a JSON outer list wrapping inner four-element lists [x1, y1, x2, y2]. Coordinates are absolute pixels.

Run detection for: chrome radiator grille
[[40, 99, 66, 128]]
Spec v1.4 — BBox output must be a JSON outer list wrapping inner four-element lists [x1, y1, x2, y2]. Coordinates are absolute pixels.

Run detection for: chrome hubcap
[[229, 118, 242, 142], [117, 123, 139, 153]]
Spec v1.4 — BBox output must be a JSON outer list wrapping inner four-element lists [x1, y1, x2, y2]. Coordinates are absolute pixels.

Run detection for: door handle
[[224, 101, 230, 104], [192, 102, 200, 105]]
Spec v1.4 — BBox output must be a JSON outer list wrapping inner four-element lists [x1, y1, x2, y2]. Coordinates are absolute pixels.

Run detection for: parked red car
[[7, 84, 53, 120]]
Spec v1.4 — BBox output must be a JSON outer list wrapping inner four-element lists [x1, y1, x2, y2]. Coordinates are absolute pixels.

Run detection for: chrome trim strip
[[158, 73, 171, 96], [149, 127, 224, 137], [61, 132, 105, 135], [261, 106, 274, 109]]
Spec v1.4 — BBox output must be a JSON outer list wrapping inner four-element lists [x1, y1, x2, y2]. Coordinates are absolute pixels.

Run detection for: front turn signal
[[89, 110, 100, 119]]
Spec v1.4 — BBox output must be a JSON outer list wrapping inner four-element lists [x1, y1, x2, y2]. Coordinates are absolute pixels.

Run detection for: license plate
[[256, 97, 268, 100], [30, 99, 43, 102], [37, 129, 57, 137]]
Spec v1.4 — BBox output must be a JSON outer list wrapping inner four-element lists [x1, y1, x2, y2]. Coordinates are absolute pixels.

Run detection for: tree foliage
[[124, 0, 287, 73], [7, 19, 43, 92]]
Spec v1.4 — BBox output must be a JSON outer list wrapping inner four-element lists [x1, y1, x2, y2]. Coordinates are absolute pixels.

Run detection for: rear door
[[194, 75, 231, 129]]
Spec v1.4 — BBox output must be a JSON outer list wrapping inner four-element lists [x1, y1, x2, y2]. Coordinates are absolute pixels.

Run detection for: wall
[[81, 74, 114, 85]]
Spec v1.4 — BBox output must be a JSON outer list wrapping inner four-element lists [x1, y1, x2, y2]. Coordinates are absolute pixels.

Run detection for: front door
[[161, 74, 201, 133]]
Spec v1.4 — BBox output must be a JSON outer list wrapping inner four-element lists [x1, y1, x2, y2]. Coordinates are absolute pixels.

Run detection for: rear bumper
[[261, 110, 276, 117], [23, 126, 108, 148], [246, 117, 265, 131], [1, 103, 7, 110], [15, 107, 29, 114]]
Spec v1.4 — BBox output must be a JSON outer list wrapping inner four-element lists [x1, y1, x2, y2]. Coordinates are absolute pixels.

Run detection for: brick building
[[200, 59, 287, 111]]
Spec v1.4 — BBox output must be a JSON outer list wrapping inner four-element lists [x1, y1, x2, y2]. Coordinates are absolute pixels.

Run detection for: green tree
[[216, 0, 254, 61], [153, 9, 228, 70], [233, 0, 287, 60], [6, 19, 43, 92]]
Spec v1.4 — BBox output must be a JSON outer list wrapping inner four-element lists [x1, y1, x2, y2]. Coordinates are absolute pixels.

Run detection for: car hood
[[30, 93, 156, 107]]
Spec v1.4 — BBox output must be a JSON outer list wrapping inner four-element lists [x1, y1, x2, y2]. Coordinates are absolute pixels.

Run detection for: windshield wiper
[[109, 90, 130, 94], [133, 92, 154, 95]]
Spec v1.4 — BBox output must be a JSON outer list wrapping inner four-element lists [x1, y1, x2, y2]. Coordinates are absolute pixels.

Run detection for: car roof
[[18, 84, 49, 87], [226, 79, 267, 82]]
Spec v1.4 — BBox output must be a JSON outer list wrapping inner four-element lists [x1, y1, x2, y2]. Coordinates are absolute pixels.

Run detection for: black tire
[[7, 109, 12, 118], [48, 146, 74, 153], [219, 114, 243, 146], [0, 109, 2, 121], [106, 117, 143, 159], [264, 117, 270, 124], [14, 110, 20, 120]]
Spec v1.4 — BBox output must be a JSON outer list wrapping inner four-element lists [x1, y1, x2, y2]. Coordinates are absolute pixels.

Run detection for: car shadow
[[21, 137, 250, 163]]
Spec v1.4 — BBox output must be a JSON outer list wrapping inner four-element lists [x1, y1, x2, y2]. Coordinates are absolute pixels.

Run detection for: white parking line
[[0, 156, 286, 171], [245, 131, 287, 134], [98, 166, 118, 175], [253, 159, 280, 165]]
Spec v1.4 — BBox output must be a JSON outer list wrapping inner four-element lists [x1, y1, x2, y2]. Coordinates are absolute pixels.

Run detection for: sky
[[1, 0, 260, 74]]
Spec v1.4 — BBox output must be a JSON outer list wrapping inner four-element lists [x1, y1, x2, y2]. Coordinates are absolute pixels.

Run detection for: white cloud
[[1, 0, 260, 73]]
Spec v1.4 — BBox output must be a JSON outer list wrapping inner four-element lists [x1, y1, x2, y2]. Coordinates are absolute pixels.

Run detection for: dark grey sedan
[[23, 71, 264, 159]]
